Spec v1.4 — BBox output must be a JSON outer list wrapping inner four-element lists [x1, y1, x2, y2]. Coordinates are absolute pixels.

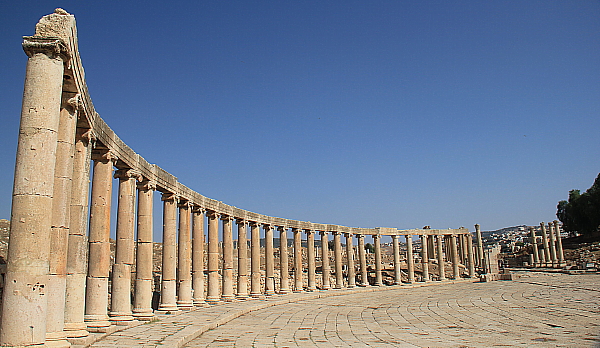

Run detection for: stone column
[[466, 233, 475, 278], [1, 34, 67, 347], [358, 234, 368, 286], [529, 226, 540, 266], [374, 235, 383, 286], [158, 193, 178, 312], [206, 210, 220, 303], [554, 220, 564, 264], [64, 128, 92, 338], [250, 221, 261, 297], [406, 235, 415, 283], [392, 235, 401, 285], [221, 215, 235, 301], [264, 224, 275, 295], [84, 151, 116, 332], [177, 202, 193, 309], [46, 95, 78, 346], [540, 222, 551, 267], [293, 228, 303, 292], [436, 235, 446, 281], [306, 230, 317, 291], [110, 169, 139, 323], [421, 235, 430, 281], [475, 224, 484, 269], [333, 232, 343, 289], [320, 231, 331, 290], [278, 226, 291, 294], [548, 222, 558, 267], [236, 219, 249, 298], [192, 207, 206, 305], [133, 180, 155, 319], [450, 234, 460, 279], [345, 233, 356, 288]]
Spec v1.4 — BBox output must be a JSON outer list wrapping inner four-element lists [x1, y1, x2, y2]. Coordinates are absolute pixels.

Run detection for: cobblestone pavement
[[185, 272, 600, 347]]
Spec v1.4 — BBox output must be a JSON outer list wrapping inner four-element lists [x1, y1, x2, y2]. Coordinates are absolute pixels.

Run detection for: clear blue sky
[[0, 1, 598, 234]]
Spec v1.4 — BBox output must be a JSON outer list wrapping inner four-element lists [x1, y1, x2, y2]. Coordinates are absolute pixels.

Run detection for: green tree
[[364, 243, 375, 253], [557, 173, 600, 239]]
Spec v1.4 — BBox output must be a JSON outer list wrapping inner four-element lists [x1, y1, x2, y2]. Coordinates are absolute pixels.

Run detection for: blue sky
[[0, 1, 598, 235]]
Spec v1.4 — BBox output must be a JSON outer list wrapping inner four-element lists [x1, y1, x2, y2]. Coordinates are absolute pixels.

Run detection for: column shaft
[[450, 234, 460, 279], [466, 233, 476, 278], [192, 208, 206, 305], [548, 222, 558, 267], [236, 219, 249, 298], [221, 215, 234, 300], [64, 128, 92, 337], [158, 193, 178, 312], [265, 224, 275, 295], [358, 235, 368, 286], [177, 203, 193, 309], [374, 235, 383, 286], [333, 232, 343, 289], [293, 229, 303, 292], [250, 222, 261, 297], [529, 226, 540, 266], [320, 232, 331, 290], [345, 233, 356, 288], [84, 152, 115, 332], [278, 226, 290, 293], [554, 221, 564, 264], [110, 169, 138, 322], [2, 42, 66, 346], [475, 224, 484, 269], [406, 235, 415, 283], [392, 235, 401, 285], [206, 211, 220, 302], [540, 222, 551, 267], [436, 235, 446, 281], [421, 235, 429, 281], [133, 181, 155, 319], [306, 230, 317, 291]]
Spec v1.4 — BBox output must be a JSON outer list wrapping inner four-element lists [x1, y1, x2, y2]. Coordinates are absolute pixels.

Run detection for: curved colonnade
[[1, 10, 482, 347]]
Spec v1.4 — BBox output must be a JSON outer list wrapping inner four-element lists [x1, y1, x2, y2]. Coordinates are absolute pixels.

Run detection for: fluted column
[[320, 231, 331, 290], [306, 230, 317, 291], [84, 151, 116, 332], [345, 233, 356, 288], [46, 95, 78, 347], [548, 222, 558, 267], [236, 219, 249, 298], [406, 235, 415, 283], [475, 224, 484, 269], [133, 180, 155, 319], [333, 232, 343, 289], [110, 169, 139, 322], [221, 215, 235, 301], [206, 210, 220, 303], [1, 34, 67, 347], [64, 128, 92, 337], [374, 235, 383, 286], [450, 234, 460, 279], [421, 235, 430, 281], [293, 228, 303, 292], [392, 235, 401, 285], [158, 193, 178, 312], [279, 226, 291, 294], [192, 207, 206, 305], [250, 221, 262, 297], [466, 233, 475, 278], [436, 235, 446, 281], [358, 234, 368, 286], [554, 220, 564, 264], [264, 224, 275, 295], [540, 222, 551, 267], [177, 202, 193, 309], [529, 226, 540, 266]]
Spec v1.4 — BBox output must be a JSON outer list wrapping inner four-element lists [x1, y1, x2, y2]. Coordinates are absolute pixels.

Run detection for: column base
[[177, 301, 194, 310], [193, 299, 207, 306], [265, 290, 276, 296], [46, 331, 71, 348], [250, 292, 262, 298], [84, 315, 111, 333], [64, 322, 89, 338], [279, 289, 291, 294], [156, 303, 179, 314], [236, 294, 249, 300], [132, 310, 155, 321]]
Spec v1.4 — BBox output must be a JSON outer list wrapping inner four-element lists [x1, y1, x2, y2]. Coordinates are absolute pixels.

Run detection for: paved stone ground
[[185, 272, 600, 347], [90, 272, 600, 347]]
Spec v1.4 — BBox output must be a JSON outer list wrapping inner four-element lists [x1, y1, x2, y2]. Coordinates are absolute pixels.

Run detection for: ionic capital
[[235, 218, 245, 225], [137, 180, 156, 192], [22, 36, 70, 60], [161, 192, 178, 203], [114, 168, 142, 181], [177, 199, 192, 209], [67, 93, 83, 111], [205, 210, 219, 219], [220, 214, 233, 222], [277, 225, 287, 232], [248, 220, 260, 227], [91, 149, 117, 163], [191, 205, 205, 214]]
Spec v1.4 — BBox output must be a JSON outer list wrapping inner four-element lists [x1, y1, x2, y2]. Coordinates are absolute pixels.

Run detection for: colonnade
[[528, 221, 565, 268], [1, 9, 481, 347]]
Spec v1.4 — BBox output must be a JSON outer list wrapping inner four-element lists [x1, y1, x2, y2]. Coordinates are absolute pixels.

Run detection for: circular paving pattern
[[185, 272, 600, 347]]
